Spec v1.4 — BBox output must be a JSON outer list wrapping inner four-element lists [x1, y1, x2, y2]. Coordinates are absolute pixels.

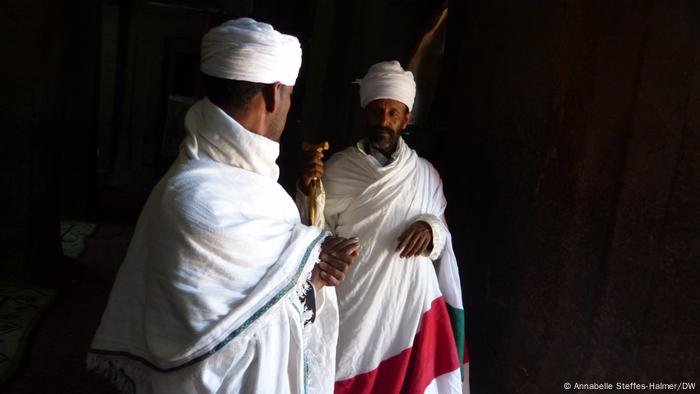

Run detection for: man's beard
[[369, 126, 397, 151]]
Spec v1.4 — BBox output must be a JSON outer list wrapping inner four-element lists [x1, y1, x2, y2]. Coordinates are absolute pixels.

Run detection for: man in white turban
[[298, 60, 470, 393], [87, 18, 358, 394]]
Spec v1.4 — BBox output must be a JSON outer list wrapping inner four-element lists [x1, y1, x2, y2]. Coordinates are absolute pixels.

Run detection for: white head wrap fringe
[[201, 18, 302, 86], [354, 60, 416, 111]]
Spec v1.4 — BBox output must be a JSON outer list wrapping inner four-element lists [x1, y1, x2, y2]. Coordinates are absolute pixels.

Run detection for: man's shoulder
[[157, 160, 291, 218], [416, 155, 439, 172], [167, 159, 281, 193], [408, 151, 444, 183], [328, 145, 360, 161], [146, 175, 296, 235], [325, 145, 363, 172], [163, 161, 235, 198]]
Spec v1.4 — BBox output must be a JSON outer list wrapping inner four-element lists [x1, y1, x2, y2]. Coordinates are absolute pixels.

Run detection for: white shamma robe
[[298, 137, 469, 394], [88, 98, 338, 394]]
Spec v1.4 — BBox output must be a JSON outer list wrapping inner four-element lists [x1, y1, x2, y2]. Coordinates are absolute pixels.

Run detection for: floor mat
[[0, 287, 56, 385]]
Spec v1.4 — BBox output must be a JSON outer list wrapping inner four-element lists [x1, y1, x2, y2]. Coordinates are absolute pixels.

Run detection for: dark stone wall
[[443, 1, 700, 392], [0, 1, 99, 281]]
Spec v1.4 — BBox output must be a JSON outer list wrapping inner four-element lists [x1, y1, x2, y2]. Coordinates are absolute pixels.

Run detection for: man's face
[[365, 98, 411, 155], [270, 85, 294, 141]]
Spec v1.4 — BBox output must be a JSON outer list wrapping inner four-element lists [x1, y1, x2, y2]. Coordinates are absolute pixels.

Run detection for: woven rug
[[0, 287, 56, 385]]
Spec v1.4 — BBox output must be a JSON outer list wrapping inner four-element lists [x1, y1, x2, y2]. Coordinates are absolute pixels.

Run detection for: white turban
[[354, 61, 416, 111], [200, 18, 302, 86]]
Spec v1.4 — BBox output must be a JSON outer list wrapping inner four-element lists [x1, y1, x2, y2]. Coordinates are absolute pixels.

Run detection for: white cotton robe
[[297, 138, 469, 394], [88, 98, 338, 394]]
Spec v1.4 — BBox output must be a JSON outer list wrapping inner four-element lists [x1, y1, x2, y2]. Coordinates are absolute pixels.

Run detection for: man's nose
[[380, 112, 390, 127]]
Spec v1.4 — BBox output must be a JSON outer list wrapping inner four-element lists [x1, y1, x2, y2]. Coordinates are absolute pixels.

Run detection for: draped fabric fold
[[88, 99, 336, 393]]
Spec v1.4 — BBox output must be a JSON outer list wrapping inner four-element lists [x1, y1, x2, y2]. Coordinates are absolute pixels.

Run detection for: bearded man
[[297, 60, 469, 394]]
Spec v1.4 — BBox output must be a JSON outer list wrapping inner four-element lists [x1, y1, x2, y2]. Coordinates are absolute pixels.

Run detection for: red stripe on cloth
[[464, 340, 470, 363], [335, 296, 461, 394]]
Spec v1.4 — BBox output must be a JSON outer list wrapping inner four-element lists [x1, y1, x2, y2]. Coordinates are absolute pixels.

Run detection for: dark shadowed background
[[1, 0, 697, 393]]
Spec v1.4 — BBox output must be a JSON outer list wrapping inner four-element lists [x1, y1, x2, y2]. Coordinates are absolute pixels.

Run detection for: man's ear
[[262, 82, 283, 113], [402, 111, 413, 129]]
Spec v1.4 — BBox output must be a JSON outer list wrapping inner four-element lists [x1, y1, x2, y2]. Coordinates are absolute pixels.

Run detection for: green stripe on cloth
[[446, 303, 465, 376], [89, 230, 327, 373]]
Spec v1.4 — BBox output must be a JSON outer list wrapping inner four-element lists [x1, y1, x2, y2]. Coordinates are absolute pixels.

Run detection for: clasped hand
[[313, 236, 360, 288]]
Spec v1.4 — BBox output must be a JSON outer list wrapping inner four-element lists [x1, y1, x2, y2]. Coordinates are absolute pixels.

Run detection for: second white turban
[[354, 61, 416, 111]]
